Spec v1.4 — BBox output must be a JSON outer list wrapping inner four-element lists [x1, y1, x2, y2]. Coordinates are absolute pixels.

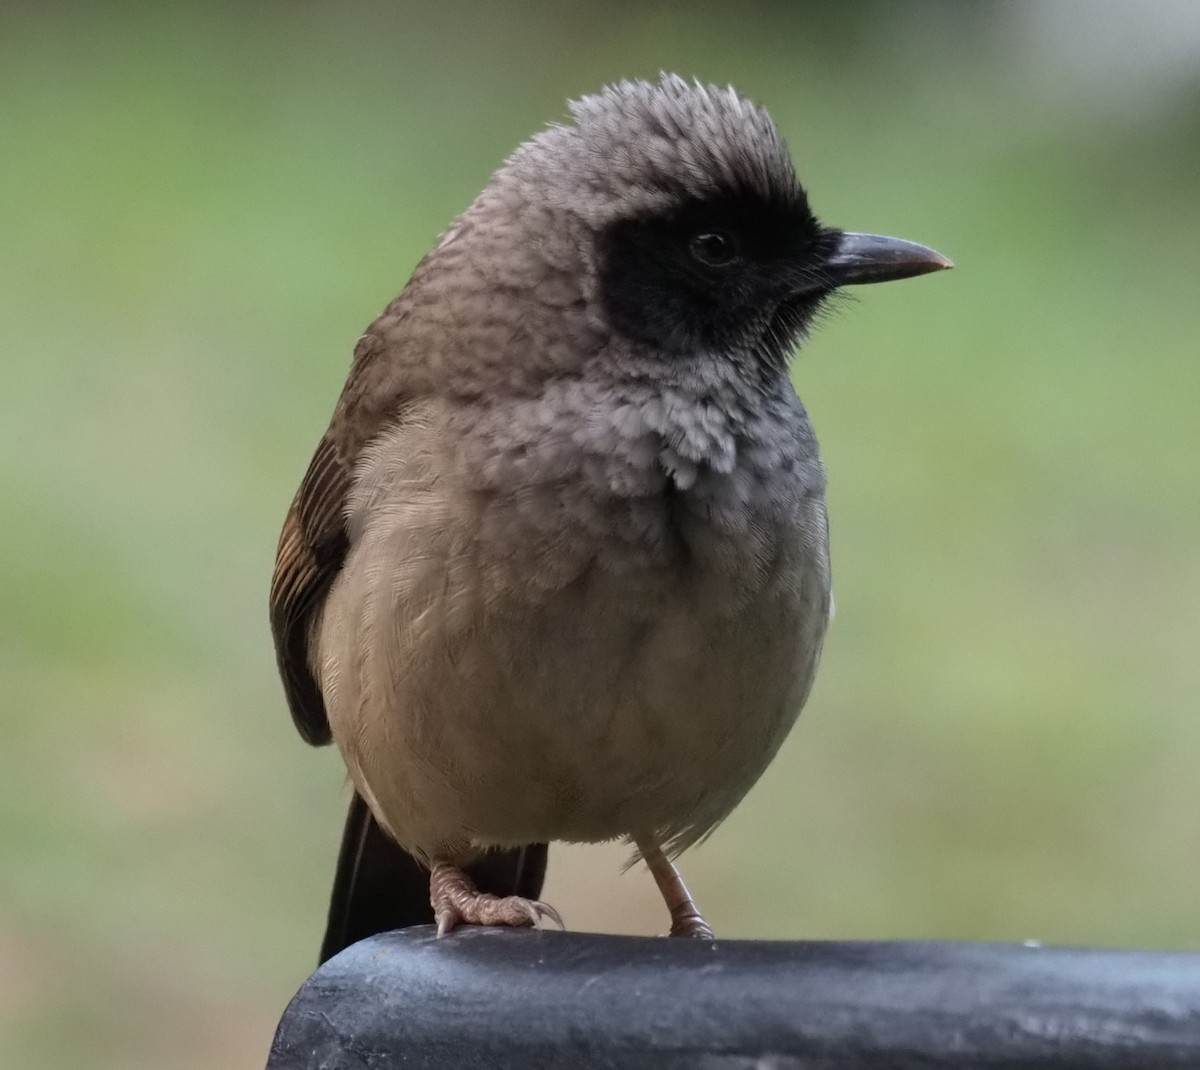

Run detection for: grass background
[[2, 3, 1198, 1066]]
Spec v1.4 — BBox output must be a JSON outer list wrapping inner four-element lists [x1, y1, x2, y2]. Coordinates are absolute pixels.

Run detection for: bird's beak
[[823, 232, 953, 287]]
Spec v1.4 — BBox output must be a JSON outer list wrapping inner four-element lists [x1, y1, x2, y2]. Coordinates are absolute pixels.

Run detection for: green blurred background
[[2, 2, 1198, 1066]]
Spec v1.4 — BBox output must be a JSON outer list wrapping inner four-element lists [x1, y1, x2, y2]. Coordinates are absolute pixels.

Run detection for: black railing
[[268, 928, 1200, 1068]]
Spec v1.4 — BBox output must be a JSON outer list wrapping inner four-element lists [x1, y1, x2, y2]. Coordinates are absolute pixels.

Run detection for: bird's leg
[[429, 859, 564, 937], [635, 837, 715, 940]]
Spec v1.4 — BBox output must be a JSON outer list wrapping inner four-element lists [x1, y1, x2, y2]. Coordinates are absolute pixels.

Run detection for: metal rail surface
[[268, 927, 1200, 1069]]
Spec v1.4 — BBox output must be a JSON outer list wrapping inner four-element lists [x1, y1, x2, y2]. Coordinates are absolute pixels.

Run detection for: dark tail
[[318, 792, 549, 964]]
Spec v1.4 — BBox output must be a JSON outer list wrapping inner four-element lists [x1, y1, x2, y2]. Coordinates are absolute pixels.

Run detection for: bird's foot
[[429, 861, 564, 937], [668, 905, 715, 940], [636, 836, 716, 941]]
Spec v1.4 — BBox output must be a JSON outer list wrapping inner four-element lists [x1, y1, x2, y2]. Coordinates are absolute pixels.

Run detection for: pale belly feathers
[[315, 392, 831, 863]]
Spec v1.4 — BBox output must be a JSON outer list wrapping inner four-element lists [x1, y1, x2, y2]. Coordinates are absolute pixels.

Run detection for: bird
[[270, 74, 950, 962]]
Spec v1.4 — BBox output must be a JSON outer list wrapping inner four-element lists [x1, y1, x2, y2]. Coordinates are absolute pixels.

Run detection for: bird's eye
[[689, 230, 738, 267]]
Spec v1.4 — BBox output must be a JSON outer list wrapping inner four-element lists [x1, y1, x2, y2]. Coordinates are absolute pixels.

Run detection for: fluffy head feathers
[[504, 74, 802, 226]]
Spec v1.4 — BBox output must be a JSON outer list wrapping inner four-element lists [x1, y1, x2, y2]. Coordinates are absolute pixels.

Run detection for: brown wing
[[270, 327, 398, 744], [269, 432, 352, 745]]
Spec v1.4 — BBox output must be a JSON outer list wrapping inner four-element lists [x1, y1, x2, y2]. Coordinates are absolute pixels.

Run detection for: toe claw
[[534, 901, 566, 931]]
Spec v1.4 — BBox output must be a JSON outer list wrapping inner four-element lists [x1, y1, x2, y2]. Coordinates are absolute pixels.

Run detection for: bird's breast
[[319, 390, 831, 856]]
